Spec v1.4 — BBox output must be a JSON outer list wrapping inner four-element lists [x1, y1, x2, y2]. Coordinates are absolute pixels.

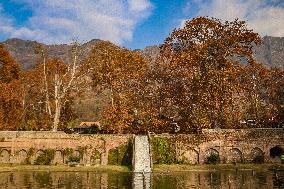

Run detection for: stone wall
[[0, 131, 132, 165], [150, 128, 284, 164], [0, 129, 283, 165]]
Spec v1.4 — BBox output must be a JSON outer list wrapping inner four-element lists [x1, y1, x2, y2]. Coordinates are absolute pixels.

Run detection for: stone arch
[[52, 150, 64, 165], [179, 149, 199, 164], [227, 148, 243, 163], [250, 147, 264, 163], [270, 146, 283, 163], [0, 149, 10, 163], [204, 148, 220, 164], [16, 150, 27, 164]]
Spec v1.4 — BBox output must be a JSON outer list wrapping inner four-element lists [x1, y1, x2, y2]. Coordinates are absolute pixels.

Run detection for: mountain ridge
[[1, 36, 284, 70]]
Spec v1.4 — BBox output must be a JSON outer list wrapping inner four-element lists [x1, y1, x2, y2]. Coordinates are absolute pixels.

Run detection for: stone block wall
[[0, 131, 133, 165], [0, 128, 283, 166], [150, 128, 284, 164]]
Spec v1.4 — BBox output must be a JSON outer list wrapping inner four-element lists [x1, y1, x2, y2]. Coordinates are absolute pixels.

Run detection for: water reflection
[[133, 173, 151, 189], [0, 169, 283, 188]]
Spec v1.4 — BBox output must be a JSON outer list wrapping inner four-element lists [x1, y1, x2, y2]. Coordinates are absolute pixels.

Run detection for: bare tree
[[35, 42, 90, 131]]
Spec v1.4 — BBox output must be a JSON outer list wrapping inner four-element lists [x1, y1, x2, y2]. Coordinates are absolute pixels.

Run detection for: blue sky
[[0, 0, 284, 49]]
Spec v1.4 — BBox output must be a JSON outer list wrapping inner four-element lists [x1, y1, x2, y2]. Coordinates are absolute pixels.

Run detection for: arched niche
[[180, 149, 199, 164], [227, 148, 243, 163], [16, 150, 27, 164], [0, 149, 10, 163], [31, 150, 44, 165], [250, 147, 264, 163], [270, 146, 283, 163], [205, 148, 220, 164], [53, 150, 64, 164]]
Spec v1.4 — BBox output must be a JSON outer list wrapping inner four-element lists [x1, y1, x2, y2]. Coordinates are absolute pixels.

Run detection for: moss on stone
[[150, 136, 176, 164], [108, 140, 132, 166]]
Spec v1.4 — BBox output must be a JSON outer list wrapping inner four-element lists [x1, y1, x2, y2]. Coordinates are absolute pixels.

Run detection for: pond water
[[0, 169, 283, 189]]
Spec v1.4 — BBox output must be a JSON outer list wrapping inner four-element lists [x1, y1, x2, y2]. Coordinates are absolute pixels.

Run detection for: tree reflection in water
[[0, 170, 282, 188]]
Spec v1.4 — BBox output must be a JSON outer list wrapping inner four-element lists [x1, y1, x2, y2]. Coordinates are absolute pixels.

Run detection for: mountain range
[[1, 36, 284, 70]]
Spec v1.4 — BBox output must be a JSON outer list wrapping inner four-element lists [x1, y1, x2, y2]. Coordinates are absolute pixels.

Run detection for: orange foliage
[[159, 17, 262, 131], [0, 44, 23, 130], [88, 41, 147, 133]]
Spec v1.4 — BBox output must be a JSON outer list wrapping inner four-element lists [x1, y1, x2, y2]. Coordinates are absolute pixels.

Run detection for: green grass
[[153, 164, 284, 172], [0, 164, 131, 172], [0, 163, 283, 173]]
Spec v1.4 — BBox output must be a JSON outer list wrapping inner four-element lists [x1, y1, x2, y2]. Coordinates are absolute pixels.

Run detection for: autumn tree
[[160, 17, 261, 131], [21, 68, 50, 130], [22, 42, 88, 131], [87, 41, 147, 133], [266, 68, 284, 127], [0, 44, 23, 130], [241, 62, 284, 127]]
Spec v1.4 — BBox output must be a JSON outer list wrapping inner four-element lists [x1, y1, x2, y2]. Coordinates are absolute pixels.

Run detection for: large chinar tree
[[160, 17, 261, 131], [0, 44, 23, 130], [87, 41, 147, 133]]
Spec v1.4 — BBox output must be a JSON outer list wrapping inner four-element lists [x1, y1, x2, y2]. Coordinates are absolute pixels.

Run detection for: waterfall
[[133, 135, 151, 173], [132, 135, 152, 189]]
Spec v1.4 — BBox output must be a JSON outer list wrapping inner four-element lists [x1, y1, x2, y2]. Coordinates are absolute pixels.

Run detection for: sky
[[0, 0, 284, 49]]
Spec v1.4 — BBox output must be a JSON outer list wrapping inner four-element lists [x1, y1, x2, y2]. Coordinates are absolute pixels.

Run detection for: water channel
[[0, 169, 283, 188]]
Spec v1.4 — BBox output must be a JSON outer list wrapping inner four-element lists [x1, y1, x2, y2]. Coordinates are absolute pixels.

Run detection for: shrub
[[63, 148, 73, 157], [252, 155, 264, 163], [91, 150, 101, 165], [151, 137, 176, 164], [108, 141, 132, 166], [68, 155, 80, 163], [34, 149, 55, 165], [25, 148, 35, 164], [206, 153, 220, 164]]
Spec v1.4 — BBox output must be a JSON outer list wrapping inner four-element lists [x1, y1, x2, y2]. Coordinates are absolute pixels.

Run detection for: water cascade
[[132, 135, 152, 188], [133, 135, 152, 173]]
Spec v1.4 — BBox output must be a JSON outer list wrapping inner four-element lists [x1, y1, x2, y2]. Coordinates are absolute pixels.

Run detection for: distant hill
[[141, 36, 284, 69], [253, 36, 284, 69], [1, 36, 284, 70], [2, 38, 101, 70]]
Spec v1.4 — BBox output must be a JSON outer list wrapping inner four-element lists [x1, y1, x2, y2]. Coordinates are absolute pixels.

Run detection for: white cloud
[[183, 0, 284, 37], [0, 4, 14, 35], [128, 0, 152, 12], [0, 0, 153, 44]]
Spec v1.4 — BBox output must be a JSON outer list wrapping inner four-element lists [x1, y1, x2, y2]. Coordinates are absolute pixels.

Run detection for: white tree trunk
[[52, 43, 79, 131], [41, 50, 52, 116], [52, 73, 61, 131]]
